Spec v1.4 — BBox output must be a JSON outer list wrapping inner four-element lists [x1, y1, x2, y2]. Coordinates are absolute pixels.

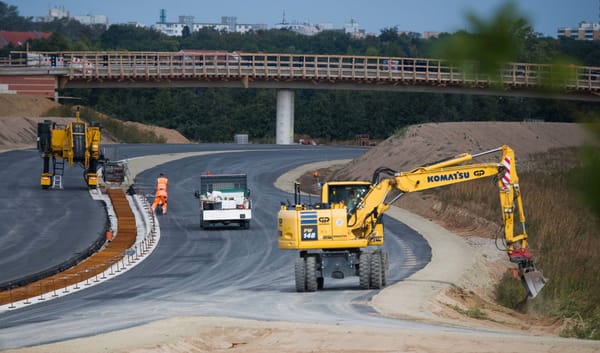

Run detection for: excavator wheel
[[359, 252, 371, 289], [294, 257, 306, 292], [370, 252, 384, 289], [305, 256, 318, 292]]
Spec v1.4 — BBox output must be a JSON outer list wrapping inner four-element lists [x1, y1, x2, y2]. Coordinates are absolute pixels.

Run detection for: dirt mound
[[121, 120, 190, 144], [0, 94, 60, 117], [0, 94, 190, 151], [316, 121, 590, 245], [338, 121, 590, 181]]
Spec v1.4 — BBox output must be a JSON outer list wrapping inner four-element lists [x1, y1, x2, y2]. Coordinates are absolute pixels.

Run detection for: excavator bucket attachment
[[522, 269, 547, 299]]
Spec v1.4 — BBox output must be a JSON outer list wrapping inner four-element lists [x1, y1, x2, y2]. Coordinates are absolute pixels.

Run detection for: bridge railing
[[3, 51, 600, 92]]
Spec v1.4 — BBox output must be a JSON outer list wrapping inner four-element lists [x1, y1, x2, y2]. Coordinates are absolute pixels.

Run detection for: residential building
[[423, 31, 441, 39], [557, 21, 600, 41], [72, 14, 109, 28], [344, 19, 366, 38], [154, 11, 267, 36], [34, 7, 109, 28]]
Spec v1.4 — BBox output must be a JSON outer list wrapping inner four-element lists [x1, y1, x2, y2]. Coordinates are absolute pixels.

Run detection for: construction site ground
[[1, 94, 598, 353]]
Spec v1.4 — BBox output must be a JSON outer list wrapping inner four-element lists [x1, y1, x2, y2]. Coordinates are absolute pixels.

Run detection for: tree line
[[1, 1, 599, 142]]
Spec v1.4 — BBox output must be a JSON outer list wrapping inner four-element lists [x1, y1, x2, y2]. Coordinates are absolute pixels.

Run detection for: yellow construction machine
[[36, 108, 102, 189], [278, 145, 547, 298]]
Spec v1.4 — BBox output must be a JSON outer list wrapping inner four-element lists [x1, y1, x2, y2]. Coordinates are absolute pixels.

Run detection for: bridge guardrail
[[2, 51, 600, 92]]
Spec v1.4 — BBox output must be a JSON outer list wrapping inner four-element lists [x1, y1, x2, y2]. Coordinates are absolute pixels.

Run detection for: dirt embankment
[[0, 94, 190, 151], [338, 121, 589, 180], [336, 121, 590, 235]]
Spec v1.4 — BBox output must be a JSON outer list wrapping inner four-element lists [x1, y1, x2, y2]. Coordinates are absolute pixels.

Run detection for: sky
[[6, 0, 599, 37]]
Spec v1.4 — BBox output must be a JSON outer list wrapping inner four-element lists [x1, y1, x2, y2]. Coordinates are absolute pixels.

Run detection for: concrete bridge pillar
[[276, 90, 294, 144]]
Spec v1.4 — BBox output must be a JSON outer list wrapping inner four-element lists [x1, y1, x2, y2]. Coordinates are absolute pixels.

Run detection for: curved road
[[0, 144, 445, 349], [0, 150, 106, 287]]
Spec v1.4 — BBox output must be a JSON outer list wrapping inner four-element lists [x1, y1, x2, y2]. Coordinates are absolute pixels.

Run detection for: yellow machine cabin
[[278, 145, 546, 298], [278, 181, 380, 250], [37, 108, 102, 189]]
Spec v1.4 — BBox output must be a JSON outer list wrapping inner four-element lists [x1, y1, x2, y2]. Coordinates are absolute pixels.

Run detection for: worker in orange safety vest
[[151, 172, 169, 215]]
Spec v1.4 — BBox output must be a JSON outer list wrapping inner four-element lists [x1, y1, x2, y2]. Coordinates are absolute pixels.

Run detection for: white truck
[[194, 174, 252, 229]]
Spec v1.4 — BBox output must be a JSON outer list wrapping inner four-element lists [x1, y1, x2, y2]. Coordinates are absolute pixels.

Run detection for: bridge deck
[[1, 51, 599, 98]]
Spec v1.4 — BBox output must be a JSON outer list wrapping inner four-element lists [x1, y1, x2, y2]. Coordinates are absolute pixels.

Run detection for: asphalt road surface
[[0, 150, 106, 286], [0, 144, 451, 350]]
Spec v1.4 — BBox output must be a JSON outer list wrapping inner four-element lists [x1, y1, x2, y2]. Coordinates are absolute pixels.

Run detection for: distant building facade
[[34, 6, 109, 28], [273, 11, 365, 37], [344, 19, 366, 38], [72, 14, 109, 27], [557, 21, 600, 41], [154, 12, 267, 36], [274, 21, 332, 36], [423, 31, 441, 39]]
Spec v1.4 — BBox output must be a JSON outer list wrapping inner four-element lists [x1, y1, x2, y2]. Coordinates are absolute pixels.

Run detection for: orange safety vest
[[156, 176, 168, 195]]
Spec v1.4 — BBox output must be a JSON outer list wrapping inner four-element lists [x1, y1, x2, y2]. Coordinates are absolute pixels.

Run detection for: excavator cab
[[323, 182, 370, 213]]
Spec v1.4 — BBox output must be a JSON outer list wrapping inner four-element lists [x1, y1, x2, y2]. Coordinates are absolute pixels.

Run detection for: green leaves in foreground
[[432, 1, 578, 91], [572, 118, 600, 219], [432, 2, 529, 81]]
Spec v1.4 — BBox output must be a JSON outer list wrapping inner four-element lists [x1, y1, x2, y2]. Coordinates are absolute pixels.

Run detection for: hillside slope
[[0, 94, 190, 151], [338, 121, 589, 181]]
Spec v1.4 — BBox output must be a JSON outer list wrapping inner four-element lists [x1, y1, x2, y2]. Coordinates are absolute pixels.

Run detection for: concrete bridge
[[1, 51, 599, 143]]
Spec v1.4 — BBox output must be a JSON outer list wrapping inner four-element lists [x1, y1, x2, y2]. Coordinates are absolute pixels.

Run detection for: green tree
[[0, 1, 32, 30], [100, 24, 178, 51]]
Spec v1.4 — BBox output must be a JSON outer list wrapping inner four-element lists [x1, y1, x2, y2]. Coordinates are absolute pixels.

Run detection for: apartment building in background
[[558, 21, 600, 41]]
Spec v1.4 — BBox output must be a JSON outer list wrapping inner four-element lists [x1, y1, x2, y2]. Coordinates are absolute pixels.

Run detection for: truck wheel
[[306, 256, 318, 292], [359, 252, 371, 289], [242, 220, 250, 229], [294, 257, 306, 292], [370, 252, 383, 289]]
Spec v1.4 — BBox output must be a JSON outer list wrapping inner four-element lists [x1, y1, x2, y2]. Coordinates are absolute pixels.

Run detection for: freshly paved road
[[0, 150, 106, 286], [0, 144, 445, 350]]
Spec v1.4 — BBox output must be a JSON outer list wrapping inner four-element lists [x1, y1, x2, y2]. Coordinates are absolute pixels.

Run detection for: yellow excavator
[[36, 108, 102, 189], [278, 145, 547, 298]]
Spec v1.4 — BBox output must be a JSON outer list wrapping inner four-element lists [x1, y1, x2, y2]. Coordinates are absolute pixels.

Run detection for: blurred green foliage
[[432, 1, 530, 82]]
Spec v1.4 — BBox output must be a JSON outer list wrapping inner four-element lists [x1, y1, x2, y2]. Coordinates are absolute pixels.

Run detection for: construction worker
[[151, 172, 168, 215]]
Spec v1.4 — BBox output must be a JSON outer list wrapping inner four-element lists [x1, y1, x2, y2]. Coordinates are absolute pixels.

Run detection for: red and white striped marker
[[502, 156, 511, 190]]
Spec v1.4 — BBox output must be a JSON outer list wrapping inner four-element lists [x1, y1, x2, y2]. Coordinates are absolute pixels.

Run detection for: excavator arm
[[348, 145, 546, 298]]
